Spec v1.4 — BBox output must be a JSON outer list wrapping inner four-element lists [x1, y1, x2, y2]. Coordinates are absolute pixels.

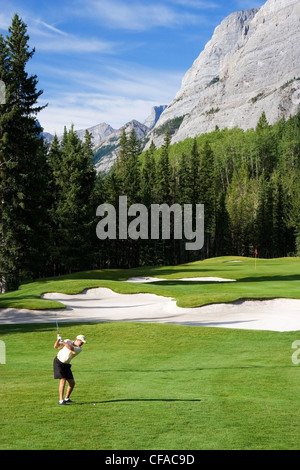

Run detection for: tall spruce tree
[[140, 142, 156, 208], [199, 141, 216, 258], [226, 161, 258, 256], [156, 132, 171, 204], [47, 134, 62, 276], [189, 138, 201, 206], [50, 126, 96, 274], [0, 15, 48, 290], [125, 129, 141, 204]]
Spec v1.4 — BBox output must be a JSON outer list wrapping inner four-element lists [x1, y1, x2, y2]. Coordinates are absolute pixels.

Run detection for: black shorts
[[53, 357, 74, 380]]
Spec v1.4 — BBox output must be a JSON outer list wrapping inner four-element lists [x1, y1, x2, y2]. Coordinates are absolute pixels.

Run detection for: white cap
[[76, 335, 87, 343]]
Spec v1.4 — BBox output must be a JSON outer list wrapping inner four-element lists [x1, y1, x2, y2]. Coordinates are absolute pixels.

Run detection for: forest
[[96, 110, 300, 268], [1, 14, 300, 291]]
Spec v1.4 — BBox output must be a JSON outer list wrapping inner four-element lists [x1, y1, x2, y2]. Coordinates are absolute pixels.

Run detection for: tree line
[[1, 14, 300, 292], [98, 110, 300, 268]]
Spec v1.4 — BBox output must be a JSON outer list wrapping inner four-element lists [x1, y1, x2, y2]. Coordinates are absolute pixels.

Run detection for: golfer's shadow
[[76, 398, 201, 405]]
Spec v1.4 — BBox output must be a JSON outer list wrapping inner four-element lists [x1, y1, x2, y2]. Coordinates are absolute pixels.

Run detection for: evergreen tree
[[156, 132, 171, 204], [99, 166, 123, 268], [116, 129, 128, 192], [140, 143, 156, 207], [189, 138, 201, 206], [255, 112, 277, 176], [255, 175, 274, 258], [199, 141, 216, 258], [140, 142, 157, 265], [47, 135, 62, 276], [51, 126, 96, 274], [177, 152, 191, 205], [125, 129, 141, 204], [0, 15, 48, 290], [271, 172, 288, 257], [226, 161, 258, 256]]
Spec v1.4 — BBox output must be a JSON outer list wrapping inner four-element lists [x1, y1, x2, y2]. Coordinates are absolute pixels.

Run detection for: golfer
[[53, 334, 87, 405]]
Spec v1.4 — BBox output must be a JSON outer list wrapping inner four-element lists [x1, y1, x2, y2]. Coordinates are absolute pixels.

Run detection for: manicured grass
[[1, 256, 300, 310], [1, 322, 300, 450]]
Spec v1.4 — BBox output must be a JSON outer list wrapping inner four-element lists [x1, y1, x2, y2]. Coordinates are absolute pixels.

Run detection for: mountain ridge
[[43, 105, 167, 172]]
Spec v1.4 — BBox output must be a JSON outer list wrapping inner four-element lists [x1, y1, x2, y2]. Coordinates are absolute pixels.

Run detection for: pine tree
[[125, 129, 141, 204], [47, 135, 62, 276], [189, 138, 201, 206], [226, 161, 258, 256], [0, 15, 48, 290], [271, 172, 287, 258], [255, 112, 277, 176], [139, 143, 157, 265], [177, 152, 191, 205], [156, 132, 171, 204], [199, 141, 216, 258], [116, 129, 128, 193], [255, 175, 273, 258], [140, 143, 156, 207], [256, 111, 270, 133], [51, 126, 96, 274]]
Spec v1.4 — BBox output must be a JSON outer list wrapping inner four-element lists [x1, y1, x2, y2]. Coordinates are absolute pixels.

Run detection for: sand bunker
[[125, 277, 236, 283], [1, 287, 300, 332]]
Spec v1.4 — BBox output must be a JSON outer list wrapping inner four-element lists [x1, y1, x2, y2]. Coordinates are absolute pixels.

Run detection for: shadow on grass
[[75, 398, 202, 405]]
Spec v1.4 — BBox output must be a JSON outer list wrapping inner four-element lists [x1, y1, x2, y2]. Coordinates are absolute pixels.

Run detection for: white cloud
[[0, 12, 11, 30], [83, 0, 201, 31], [27, 18, 118, 54], [73, 64, 183, 100], [36, 35, 117, 54], [38, 94, 162, 135], [169, 0, 219, 9], [36, 20, 69, 36]]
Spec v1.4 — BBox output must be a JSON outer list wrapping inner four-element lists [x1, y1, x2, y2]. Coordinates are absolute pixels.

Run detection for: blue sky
[[0, 0, 265, 135]]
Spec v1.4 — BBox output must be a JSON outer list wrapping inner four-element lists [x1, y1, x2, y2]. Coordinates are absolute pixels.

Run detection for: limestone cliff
[[147, 0, 300, 148]]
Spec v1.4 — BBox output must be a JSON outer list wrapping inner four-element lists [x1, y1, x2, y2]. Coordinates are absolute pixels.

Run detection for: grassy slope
[[1, 256, 300, 310], [1, 322, 299, 450]]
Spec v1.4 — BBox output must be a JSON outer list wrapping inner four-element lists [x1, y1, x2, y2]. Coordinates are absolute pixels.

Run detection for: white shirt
[[57, 339, 82, 364]]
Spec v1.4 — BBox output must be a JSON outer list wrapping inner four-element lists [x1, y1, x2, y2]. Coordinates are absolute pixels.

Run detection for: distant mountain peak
[[43, 104, 167, 172], [144, 105, 167, 129]]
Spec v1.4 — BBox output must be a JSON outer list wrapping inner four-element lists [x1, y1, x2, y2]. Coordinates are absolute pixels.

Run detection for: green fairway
[[1, 256, 300, 310], [1, 322, 300, 450], [1, 256, 300, 450]]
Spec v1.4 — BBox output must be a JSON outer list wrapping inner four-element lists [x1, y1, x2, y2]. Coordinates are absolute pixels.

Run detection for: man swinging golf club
[[53, 333, 87, 405]]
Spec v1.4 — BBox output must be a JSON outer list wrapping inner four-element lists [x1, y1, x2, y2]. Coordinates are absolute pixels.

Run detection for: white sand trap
[[1, 287, 300, 332], [126, 276, 236, 283]]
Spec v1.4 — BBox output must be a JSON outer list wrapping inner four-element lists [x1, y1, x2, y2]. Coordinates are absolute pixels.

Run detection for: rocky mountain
[[76, 122, 115, 148], [143, 105, 168, 129], [93, 105, 167, 172], [146, 0, 300, 148], [43, 122, 115, 147], [44, 0, 300, 170], [44, 105, 166, 173], [94, 119, 150, 173]]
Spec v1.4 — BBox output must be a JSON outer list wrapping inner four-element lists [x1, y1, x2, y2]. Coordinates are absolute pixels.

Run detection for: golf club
[[55, 313, 59, 334]]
